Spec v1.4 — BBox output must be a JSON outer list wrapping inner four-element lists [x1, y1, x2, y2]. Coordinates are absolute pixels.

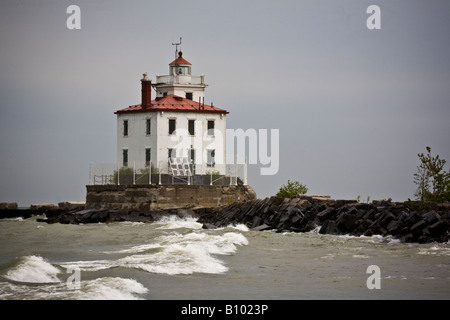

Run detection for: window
[[185, 92, 193, 100], [188, 119, 195, 135], [168, 148, 176, 159], [146, 119, 151, 135], [207, 149, 215, 167], [169, 119, 176, 135], [145, 148, 151, 166], [207, 120, 215, 135], [123, 120, 128, 137], [163, 92, 167, 97], [122, 149, 128, 167]]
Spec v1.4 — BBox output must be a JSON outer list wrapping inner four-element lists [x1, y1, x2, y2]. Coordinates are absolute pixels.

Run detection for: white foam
[[418, 245, 450, 256], [78, 277, 148, 300], [60, 259, 115, 272], [228, 224, 249, 232], [364, 234, 401, 244], [155, 215, 203, 230], [5, 255, 61, 283], [59, 230, 249, 276], [352, 254, 370, 259], [0, 277, 148, 300], [101, 243, 162, 254]]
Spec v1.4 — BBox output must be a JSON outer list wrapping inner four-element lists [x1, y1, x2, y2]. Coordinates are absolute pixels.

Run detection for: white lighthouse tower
[[114, 50, 228, 177]]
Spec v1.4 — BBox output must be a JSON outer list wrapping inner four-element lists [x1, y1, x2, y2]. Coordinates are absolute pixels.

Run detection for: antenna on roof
[[172, 37, 182, 59]]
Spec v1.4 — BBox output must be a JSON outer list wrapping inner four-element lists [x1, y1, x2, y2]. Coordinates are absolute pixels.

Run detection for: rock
[[317, 208, 337, 221], [30, 203, 58, 211], [427, 220, 449, 237], [89, 209, 109, 222], [319, 220, 338, 235], [31, 194, 450, 243], [336, 212, 357, 233], [251, 224, 272, 231], [386, 219, 402, 235], [362, 209, 376, 220], [295, 199, 312, 209], [251, 216, 262, 229], [202, 223, 217, 230], [380, 212, 396, 228], [0, 202, 18, 210], [58, 201, 85, 211], [411, 220, 427, 235], [403, 212, 421, 227], [422, 211, 440, 225]]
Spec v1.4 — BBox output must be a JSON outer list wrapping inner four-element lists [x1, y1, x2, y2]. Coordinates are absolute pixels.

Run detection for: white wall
[[155, 83, 207, 103], [117, 111, 227, 175], [116, 112, 158, 169], [156, 111, 227, 175]]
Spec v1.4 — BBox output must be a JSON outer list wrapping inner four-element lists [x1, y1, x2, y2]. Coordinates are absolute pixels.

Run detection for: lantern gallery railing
[[155, 75, 205, 85]]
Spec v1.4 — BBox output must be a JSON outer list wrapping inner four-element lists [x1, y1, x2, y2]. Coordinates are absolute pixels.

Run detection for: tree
[[276, 180, 308, 198], [413, 146, 450, 202]]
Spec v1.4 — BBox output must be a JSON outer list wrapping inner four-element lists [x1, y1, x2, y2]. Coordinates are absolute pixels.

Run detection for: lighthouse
[[114, 50, 229, 177]]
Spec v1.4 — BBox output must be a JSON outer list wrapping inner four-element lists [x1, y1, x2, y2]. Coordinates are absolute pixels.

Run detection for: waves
[[0, 216, 249, 299], [5, 255, 61, 283], [0, 255, 147, 300], [61, 225, 249, 275]]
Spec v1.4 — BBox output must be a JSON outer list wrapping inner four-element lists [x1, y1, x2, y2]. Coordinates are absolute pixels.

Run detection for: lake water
[[0, 215, 449, 300]]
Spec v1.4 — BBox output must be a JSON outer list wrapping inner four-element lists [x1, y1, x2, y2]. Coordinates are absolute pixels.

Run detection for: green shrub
[[276, 180, 308, 198]]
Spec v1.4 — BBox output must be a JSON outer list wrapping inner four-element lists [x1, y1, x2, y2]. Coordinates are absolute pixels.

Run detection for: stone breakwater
[[198, 195, 450, 244], [2, 196, 449, 243]]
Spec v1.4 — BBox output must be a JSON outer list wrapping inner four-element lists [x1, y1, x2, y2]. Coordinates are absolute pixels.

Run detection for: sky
[[0, 0, 449, 206]]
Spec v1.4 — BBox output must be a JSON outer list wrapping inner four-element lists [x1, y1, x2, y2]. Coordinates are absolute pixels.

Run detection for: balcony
[[156, 75, 205, 86]]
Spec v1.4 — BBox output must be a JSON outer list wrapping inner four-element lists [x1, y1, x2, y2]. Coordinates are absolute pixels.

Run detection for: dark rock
[[336, 212, 357, 233], [362, 209, 376, 220], [0, 209, 42, 220], [303, 220, 318, 232], [251, 216, 262, 229], [380, 212, 396, 228], [386, 219, 402, 235], [251, 224, 272, 231], [202, 223, 217, 230], [347, 206, 358, 215], [403, 212, 421, 227], [356, 209, 367, 219], [353, 219, 373, 235], [400, 233, 417, 243], [317, 208, 337, 221], [422, 211, 440, 225], [319, 220, 338, 235], [427, 220, 449, 237], [411, 220, 427, 235], [31, 195, 450, 243]]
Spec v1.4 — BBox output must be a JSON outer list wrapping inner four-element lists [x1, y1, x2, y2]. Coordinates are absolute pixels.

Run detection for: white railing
[[155, 75, 205, 85], [88, 159, 247, 186]]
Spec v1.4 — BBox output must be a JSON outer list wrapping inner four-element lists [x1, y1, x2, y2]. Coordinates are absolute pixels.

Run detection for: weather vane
[[172, 37, 182, 59]]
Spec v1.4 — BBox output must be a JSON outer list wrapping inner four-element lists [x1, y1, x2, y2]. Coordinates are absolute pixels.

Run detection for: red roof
[[114, 94, 228, 115], [169, 51, 192, 65]]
